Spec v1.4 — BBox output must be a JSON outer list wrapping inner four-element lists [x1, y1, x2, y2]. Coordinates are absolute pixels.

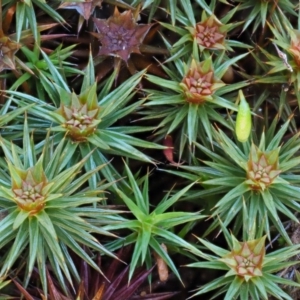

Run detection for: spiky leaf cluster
[[142, 53, 248, 159], [257, 17, 300, 106], [1, 0, 300, 298], [0, 118, 122, 295], [7, 53, 164, 190], [187, 225, 300, 300], [102, 161, 207, 284], [168, 117, 300, 243], [159, 1, 248, 61]]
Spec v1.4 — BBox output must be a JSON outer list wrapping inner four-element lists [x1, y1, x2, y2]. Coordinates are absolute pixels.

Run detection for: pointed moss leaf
[[36, 210, 58, 241], [155, 212, 204, 228], [3, 222, 29, 272], [215, 52, 249, 79], [197, 237, 229, 258], [152, 227, 207, 259], [81, 50, 95, 93], [124, 161, 148, 215], [13, 210, 30, 230], [98, 70, 144, 110], [24, 3, 38, 42], [48, 160, 85, 193], [116, 188, 145, 221], [141, 227, 152, 264], [251, 277, 268, 300], [40, 48, 70, 91], [28, 217, 39, 277], [191, 276, 233, 298], [225, 276, 243, 300], [146, 76, 182, 93], [128, 235, 146, 281], [7, 162, 23, 188], [154, 182, 195, 214], [55, 227, 105, 276], [187, 103, 198, 145], [87, 133, 111, 150], [212, 182, 250, 211]]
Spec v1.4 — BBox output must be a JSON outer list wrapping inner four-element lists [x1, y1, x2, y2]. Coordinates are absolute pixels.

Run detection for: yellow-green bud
[[235, 90, 251, 143]]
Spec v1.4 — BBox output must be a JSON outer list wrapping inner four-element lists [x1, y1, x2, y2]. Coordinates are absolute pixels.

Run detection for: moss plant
[[0, 118, 122, 295], [187, 223, 300, 300], [0, 1, 300, 298]]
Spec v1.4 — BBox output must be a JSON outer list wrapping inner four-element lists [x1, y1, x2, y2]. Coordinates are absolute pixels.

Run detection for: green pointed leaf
[[2, 222, 29, 273], [13, 210, 30, 230], [123, 161, 148, 214], [154, 182, 195, 214], [116, 188, 145, 221], [81, 50, 95, 93], [28, 217, 39, 277]]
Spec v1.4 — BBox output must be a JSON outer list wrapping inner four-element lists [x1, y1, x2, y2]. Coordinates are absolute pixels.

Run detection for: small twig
[[272, 42, 293, 73]]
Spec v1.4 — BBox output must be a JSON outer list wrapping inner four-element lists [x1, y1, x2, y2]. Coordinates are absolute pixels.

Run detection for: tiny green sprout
[[235, 90, 252, 143]]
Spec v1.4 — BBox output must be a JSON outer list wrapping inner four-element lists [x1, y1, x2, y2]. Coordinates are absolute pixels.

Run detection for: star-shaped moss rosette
[[246, 145, 281, 191], [0, 34, 20, 71], [102, 161, 207, 284], [256, 22, 300, 106], [59, 0, 102, 20], [187, 14, 227, 52], [7, 54, 164, 190], [49, 79, 163, 165], [10, 165, 49, 214], [55, 84, 101, 142], [166, 116, 300, 243], [187, 227, 300, 300], [159, 1, 247, 61], [179, 58, 225, 104], [59, 0, 103, 33], [0, 118, 123, 295], [92, 7, 152, 63], [142, 53, 248, 159], [220, 236, 265, 281]]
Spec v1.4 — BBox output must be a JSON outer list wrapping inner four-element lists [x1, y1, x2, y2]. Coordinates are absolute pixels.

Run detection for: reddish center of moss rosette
[[57, 86, 101, 142], [92, 7, 152, 62], [189, 15, 226, 50], [289, 29, 300, 67], [219, 236, 266, 282], [0, 34, 20, 71], [245, 144, 281, 191], [11, 166, 50, 214], [180, 59, 225, 104], [59, 0, 103, 20]]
